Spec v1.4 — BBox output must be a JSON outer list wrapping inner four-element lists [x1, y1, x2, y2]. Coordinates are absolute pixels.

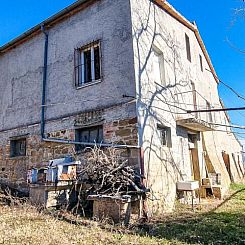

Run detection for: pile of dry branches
[[0, 185, 28, 207], [76, 146, 143, 196]]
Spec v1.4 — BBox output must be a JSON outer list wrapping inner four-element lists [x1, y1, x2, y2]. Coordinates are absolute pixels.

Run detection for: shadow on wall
[[132, 1, 243, 208], [133, 1, 193, 204]]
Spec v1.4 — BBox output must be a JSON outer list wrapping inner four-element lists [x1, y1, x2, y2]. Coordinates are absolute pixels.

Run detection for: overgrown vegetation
[[75, 146, 144, 196], [137, 184, 245, 245], [68, 146, 146, 219], [0, 184, 244, 244]]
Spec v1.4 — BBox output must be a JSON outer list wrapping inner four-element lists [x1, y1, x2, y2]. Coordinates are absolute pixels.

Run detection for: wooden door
[[190, 148, 201, 182]]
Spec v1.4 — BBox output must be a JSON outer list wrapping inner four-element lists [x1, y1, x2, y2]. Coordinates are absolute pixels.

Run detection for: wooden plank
[[222, 152, 233, 182], [190, 148, 201, 182], [232, 153, 242, 179]]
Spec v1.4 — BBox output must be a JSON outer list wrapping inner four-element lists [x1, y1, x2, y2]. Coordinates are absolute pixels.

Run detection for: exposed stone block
[[116, 129, 132, 137]]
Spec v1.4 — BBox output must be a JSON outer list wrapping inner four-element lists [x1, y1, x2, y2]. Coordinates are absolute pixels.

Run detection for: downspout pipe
[[41, 25, 49, 139], [43, 137, 140, 149], [39, 26, 139, 150]]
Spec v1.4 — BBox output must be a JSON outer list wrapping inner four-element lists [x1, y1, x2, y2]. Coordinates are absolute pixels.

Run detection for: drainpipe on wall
[[39, 24, 146, 219], [43, 137, 139, 149], [41, 25, 49, 139], [40, 25, 139, 150]]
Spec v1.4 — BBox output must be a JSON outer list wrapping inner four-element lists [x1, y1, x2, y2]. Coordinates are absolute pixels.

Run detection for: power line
[[140, 97, 245, 129], [187, 107, 245, 113], [148, 104, 245, 131], [208, 122, 245, 130], [220, 89, 245, 118], [206, 68, 245, 101], [213, 129, 245, 135]]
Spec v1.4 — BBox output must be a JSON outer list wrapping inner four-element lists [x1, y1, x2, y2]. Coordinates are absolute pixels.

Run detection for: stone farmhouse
[[0, 0, 244, 213]]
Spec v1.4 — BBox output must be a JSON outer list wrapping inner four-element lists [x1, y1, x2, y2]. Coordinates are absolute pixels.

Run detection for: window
[[75, 125, 103, 151], [74, 41, 101, 87], [188, 134, 197, 144], [157, 125, 172, 147], [206, 101, 213, 123], [62, 165, 69, 174], [151, 47, 165, 86], [199, 54, 203, 72], [10, 138, 26, 157], [191, 82, 198, 118], [185, 33, 191, 62]]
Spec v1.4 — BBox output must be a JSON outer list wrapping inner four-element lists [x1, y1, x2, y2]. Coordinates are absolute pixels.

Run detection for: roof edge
[[0, 0, 219, 85], [154, 0, 219, 84], [0, 0, 96, 54]]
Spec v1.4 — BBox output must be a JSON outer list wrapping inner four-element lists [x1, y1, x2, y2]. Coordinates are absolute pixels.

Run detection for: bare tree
[[226, 0, 245, 53]]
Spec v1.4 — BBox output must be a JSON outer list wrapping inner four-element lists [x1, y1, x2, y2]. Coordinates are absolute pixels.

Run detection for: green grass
[[141, 184, 245, 245], [230, 183, 245, 191], [0, 184, 244, 244]]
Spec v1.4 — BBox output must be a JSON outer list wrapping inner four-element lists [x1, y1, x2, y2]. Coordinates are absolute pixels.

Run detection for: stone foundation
[[90, 196, 141, 224], [29, 184, 73, 208], [0, 113, 139, 193]]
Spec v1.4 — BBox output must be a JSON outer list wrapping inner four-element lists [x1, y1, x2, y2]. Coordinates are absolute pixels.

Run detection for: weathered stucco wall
[[0, 0, 243, 213], [130, 0, 244, 213], [0, 0, 140, 192], [0, 0, 135, 131]]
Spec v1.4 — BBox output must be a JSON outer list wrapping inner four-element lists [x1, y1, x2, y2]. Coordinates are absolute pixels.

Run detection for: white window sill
[[76, 79, 102, 90]]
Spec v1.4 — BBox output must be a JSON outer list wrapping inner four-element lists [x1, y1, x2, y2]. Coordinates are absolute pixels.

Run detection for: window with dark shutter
[[75, 125, 103, 151], [10, 138, 26, 157], [185, 33, 191, 62], [206, 101, 213, 123], [74, 41, 101, 87], [199, 54, 203, 72], [157, 125, 172, 148]]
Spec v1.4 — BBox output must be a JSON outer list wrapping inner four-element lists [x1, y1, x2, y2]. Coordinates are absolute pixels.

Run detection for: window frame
[[157, 125, 172, 148], [199, 54, 203, 72], [206, 101, 213, 123], [75, 125, 103, 152], [74, 40, 102, 88], [185, 33, 191, 62], [152, 46, 166, 86], [10, 137, 27, 158]]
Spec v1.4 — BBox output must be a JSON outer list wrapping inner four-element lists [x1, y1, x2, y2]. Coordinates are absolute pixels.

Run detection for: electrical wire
[[208, 122, 245, 130], [13, 77, 243, 133], [206, 68, 245, 101], [212, 129, 245, 135], [219, 88, 245, 118], [142, 98, 245, 128]]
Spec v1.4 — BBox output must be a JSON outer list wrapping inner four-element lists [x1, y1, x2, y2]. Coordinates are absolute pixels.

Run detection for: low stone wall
[[91, 197, 140, 224], [29, 184, 73, 208]]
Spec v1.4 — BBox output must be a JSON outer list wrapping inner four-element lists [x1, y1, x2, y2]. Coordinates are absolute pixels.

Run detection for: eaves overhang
[[0, 0, 97, 54]]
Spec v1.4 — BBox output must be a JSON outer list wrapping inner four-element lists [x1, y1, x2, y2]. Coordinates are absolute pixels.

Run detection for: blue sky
[[0, 0, 244, 144], [168, 0, 245, 145]]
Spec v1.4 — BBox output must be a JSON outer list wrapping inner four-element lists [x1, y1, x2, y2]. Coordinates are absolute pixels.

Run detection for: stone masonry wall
[[0, 114, 139, 193]]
